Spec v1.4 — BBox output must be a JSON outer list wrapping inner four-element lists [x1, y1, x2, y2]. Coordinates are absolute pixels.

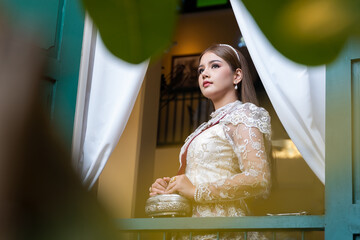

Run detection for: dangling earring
[[234, 84, 238, 90]]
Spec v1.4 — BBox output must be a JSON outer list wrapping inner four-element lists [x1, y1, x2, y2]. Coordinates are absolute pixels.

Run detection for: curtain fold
[[78, 33, 148, 188], [230, 0, 325, 184]]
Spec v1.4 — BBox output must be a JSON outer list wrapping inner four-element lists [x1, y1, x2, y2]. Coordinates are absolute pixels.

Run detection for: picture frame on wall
[[157, 53, 214, 146], [170, 54, 200, 91]]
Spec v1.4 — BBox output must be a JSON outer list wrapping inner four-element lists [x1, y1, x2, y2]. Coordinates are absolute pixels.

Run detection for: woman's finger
[[149, 190, 162, 196], [152, 182, 166, 192], [149, 185, 165, 196], [165, 182, 177, 194], [155, 178, 169, 188], [152, 188, 164, 195], [162, 177, 171, 183]]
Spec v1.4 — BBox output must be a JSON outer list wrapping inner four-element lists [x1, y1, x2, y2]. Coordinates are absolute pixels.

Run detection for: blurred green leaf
[[82, 0, 178, 64], [243, 0, 360, 65]]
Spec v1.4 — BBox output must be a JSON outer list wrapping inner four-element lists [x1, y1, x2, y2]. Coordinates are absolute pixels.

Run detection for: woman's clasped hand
[[149, 175, 195, 200]]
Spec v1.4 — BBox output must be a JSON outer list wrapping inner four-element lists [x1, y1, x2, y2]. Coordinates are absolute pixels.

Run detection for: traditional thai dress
[[177, 100, 271, 240]]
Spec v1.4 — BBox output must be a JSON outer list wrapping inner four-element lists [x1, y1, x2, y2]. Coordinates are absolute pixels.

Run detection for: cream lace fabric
[[178, 101, 271, 240]]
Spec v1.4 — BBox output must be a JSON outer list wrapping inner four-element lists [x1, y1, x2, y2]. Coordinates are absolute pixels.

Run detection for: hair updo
[[199, 44, 258, 106]]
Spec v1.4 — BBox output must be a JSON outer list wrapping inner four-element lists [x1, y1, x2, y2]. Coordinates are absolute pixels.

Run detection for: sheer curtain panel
[[230, 0, 325, 184]]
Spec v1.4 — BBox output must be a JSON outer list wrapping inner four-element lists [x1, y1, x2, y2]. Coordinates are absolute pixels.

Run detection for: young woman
[[149, 44, 271, 239]]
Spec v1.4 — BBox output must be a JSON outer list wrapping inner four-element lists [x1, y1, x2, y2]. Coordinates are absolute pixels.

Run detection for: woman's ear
[[234, 68, 243, 85]]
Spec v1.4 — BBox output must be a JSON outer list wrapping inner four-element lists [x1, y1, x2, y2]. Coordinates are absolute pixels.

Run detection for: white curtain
[[77, 33, 148, 188], [230, 0, 326, 184]]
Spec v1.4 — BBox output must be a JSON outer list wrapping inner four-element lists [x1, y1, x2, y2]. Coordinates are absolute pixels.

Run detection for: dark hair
[[199, 44, 259, 106]]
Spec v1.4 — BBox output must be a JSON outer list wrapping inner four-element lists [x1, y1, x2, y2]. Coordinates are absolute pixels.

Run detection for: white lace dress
[[178, 100, 271, 240]]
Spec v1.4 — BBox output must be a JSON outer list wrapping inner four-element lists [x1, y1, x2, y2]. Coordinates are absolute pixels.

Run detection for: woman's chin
[[202, 91, 223, 103], [200, 88, 215, 99]]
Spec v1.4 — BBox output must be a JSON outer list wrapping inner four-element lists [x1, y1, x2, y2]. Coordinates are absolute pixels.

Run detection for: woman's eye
[[211, 64, 220, 69], [198, 68, 204, 74]]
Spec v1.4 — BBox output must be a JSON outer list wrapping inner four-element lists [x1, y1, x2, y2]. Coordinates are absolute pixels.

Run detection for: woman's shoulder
[[221, 102, 271, 136], [235, 102, 270, 119]]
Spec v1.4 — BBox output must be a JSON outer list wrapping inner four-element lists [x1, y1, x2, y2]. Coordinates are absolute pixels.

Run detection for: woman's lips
[[203, 81, 212, 87]]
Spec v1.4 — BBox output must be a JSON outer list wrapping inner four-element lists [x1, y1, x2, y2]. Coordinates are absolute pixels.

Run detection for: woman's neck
[[212, 95, 238, 110], [213, 98, 238, 110]]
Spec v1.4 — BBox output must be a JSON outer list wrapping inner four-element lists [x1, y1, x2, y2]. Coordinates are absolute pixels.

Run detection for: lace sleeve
[[194, 104, 271, 203]]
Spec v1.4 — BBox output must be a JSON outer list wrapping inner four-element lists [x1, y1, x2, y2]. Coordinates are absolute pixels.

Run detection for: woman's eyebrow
[[198, 59, 222, 68], [209, 60, 222, 64]]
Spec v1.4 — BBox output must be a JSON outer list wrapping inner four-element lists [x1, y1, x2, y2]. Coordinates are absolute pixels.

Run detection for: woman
[[150, 44, 271, 239]]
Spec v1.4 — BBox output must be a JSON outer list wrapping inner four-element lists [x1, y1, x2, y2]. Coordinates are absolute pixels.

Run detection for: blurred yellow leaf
[[243, 0, 360, 65]]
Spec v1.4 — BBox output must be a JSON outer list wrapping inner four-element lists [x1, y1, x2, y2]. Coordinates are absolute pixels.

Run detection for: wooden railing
[[117, 215, 325, 239]]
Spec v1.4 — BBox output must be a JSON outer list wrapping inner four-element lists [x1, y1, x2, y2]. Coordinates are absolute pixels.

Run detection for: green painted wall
[[1, 0, 85, 150]]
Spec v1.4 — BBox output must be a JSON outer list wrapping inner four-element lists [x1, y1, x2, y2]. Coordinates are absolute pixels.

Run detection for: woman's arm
[[194, 124, 271, 203]]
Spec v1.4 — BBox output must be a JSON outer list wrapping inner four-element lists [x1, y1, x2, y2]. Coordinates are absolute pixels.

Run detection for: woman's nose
[[202, 69, 209, 78]]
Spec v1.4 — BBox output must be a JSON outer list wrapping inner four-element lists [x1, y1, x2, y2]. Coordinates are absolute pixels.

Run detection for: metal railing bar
[[189, 232, 192, 240], [160, 95, 206, 104], [180, 92, 185, 140], [244, 231, 247, 240], [189, 91, 194, 135], [216, 231, 220, 240], [301, 231, 305, 240], [156, 99, 162, 144], [172, 97, 177, 142], [116, 215, 325, 232], [163, 232, 166, 240], [164, 95, 170, 142], [158, 90, 212, 145], [159, 92, 208, 104]]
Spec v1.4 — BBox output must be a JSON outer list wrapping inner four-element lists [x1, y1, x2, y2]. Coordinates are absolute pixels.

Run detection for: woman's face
[[198, 51, 237, 102]]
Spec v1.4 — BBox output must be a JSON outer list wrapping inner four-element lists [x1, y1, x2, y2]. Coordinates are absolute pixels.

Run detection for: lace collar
[[210, 100, 242, 119], [183, 100, 242, 144]]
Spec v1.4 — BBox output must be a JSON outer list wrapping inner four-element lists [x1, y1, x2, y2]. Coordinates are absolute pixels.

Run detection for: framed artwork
[[170, 54, 200, 91], [157, 54, 215, 145]]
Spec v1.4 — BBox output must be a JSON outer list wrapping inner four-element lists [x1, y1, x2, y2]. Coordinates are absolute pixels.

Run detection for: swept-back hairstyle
[[199, 44, 259, 106]]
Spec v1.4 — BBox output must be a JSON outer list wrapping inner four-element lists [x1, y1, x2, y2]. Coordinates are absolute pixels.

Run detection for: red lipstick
[[203, 80, 212, 88]]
